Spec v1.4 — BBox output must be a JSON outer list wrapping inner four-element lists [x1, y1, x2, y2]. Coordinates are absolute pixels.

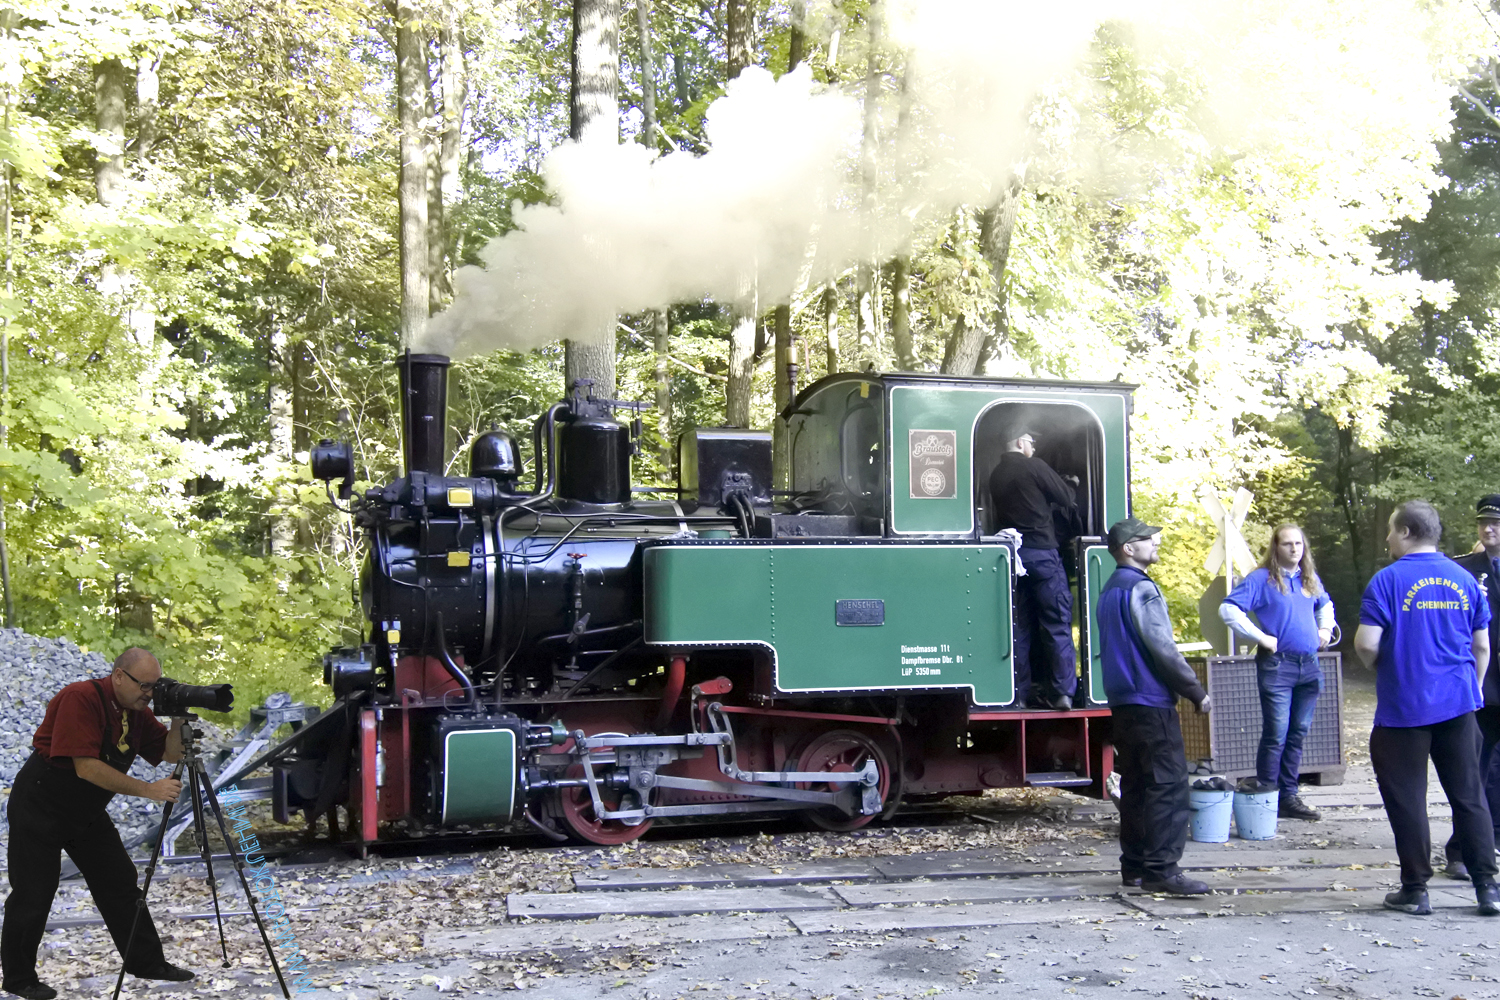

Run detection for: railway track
[[28, 780, 1453, 936]]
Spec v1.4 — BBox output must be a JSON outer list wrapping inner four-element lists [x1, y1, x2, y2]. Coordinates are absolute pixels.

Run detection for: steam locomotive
[[257, 352, 1134, 846]]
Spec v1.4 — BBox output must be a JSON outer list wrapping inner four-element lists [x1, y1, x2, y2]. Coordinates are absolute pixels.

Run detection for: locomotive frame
[[241, 354, 1136, 847]]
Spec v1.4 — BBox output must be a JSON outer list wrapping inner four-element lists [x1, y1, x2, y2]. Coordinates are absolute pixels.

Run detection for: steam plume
[[426, 0, 1476, 358]]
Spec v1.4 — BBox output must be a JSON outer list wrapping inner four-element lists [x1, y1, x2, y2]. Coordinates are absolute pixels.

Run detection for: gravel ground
[[0, 629, 238, 851], [29, 794, 1101, 996], [11, 656, 1415, 999]]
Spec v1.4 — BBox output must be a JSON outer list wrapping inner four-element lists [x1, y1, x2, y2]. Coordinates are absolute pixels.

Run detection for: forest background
[[2, 0, 1500, 721]]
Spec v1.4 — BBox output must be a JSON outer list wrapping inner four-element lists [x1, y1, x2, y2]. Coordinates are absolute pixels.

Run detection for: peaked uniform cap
[[1107, 516, 1161, 549]]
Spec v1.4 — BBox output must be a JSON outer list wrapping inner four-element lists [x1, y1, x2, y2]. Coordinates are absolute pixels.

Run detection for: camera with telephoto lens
[[152, 677, 234, 716]]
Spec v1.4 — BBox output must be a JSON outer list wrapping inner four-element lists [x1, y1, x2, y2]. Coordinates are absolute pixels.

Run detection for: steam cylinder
[[556, 413, 631, 504], [400, 352, 451, 476]]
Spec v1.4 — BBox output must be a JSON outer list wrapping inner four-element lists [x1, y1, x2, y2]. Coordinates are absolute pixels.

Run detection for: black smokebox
[[399, 351, 451, 477]]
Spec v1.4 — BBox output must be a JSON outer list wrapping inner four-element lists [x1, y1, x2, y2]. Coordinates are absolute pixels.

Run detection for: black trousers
[[1, 764, 166, 985], [1112, 704, 1190, 880], [1444, 704, 1500, 863], [1370, 712, 1499, 890]]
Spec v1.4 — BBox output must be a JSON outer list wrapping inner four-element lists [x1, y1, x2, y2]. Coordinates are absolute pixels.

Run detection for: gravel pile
[[0, 629, 232, 850]]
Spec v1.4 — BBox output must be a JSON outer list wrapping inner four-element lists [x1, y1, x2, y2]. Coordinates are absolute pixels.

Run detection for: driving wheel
[[794, 729, 890, 832]]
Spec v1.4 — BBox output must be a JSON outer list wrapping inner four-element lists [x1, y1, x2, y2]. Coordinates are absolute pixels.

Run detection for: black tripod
[[113, 716, 290, 1000]]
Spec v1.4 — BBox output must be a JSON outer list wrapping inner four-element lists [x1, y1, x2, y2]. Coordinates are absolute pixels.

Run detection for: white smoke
[[426, 0, 1482, 358], [431, 65, 859, 357]]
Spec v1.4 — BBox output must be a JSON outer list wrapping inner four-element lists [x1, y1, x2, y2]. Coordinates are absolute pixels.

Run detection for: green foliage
[[0, 0, 1496, 711]]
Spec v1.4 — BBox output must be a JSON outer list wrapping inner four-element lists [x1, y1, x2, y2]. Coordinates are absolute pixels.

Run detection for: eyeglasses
[[118, 665, 158, 694]]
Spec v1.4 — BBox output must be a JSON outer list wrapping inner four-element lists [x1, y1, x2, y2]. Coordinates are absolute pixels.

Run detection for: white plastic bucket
[[1233, 789, 1279, 840], [1188, 788, 1233, 843]]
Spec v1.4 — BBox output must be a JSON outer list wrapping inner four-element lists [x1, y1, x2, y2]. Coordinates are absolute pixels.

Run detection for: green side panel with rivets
[[1081, 545, 1116, 706], [441, 728, 516, 824], [887, 384, 1130, 535], [644, 543, 1014, 706]]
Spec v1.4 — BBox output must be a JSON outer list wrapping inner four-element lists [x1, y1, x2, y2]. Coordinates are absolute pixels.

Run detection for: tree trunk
[[571, 0, 620, 142], [727, 0, 752, 79], [636, 0, 656, 150], [653, 309, 672, 469], [672, 45, 692, 110], [94, 58, 127, 208], [770, 5, 804, 467], [823, 284, 840, 374], [427, 2, 466, 311], [269, 323, 295, 560], [727, 298, 756, 426], [134, 54, 159, 160], [853, 0, 881, 367], [773, 303, 793, 488], [973, 173, 1023, 375], [566, 0, 619, 395], [942, 314, 982, 375], [396, 0, 430, 349], [941, 213, 984, 374], [788, 0, 806, 71], [126, 55, 157, 352], [889, 256, 912, 370], [723, 0, 755, 426]]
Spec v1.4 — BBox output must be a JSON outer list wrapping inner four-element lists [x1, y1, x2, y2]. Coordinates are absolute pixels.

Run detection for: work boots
[[1278, 794, 1321, 821]]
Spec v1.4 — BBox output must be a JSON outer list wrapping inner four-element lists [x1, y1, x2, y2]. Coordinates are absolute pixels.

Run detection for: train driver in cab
[[989, 425, 1080, 710]]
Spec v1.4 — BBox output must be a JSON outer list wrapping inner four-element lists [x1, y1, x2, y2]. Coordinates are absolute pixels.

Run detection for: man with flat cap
[[989, 426, 1080, 709], [1442, 493, 1500, 880], [1099, 516, 1213, 896], [2, 648, 196, 999]]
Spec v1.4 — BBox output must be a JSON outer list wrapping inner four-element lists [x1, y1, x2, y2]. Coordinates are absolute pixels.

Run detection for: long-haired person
[[1218, 523, 1334, 821]]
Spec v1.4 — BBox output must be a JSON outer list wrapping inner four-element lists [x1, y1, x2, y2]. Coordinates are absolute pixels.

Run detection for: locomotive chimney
[[398, 350, 451, 477]]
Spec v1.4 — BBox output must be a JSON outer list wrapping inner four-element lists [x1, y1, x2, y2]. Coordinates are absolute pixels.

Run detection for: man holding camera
[[2, 648, 196, 999]]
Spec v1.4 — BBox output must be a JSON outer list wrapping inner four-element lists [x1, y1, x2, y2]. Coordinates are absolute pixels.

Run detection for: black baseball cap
[[1107, 515, 1161, 549], [1478, 494, 1500, 519]]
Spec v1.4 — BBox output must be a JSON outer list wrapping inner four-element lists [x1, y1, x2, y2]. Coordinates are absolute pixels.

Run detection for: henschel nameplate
[[835, 599, 885, 627]]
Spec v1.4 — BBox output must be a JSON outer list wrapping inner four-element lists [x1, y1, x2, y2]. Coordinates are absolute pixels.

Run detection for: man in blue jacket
[[1099, 516, 1213, 896], [1354, 499, 1498, 917]]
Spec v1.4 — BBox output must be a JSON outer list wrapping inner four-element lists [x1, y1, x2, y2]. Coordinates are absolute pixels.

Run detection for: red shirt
[[32, 678, 169, 770]]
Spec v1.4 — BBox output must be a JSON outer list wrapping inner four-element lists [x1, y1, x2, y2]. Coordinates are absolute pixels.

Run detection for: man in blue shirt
[[1354, 499, 1499, 917], [1219, 523, 1334, 821], [1099, 516, 1212, 896], [1443, 494, 1500, 879]]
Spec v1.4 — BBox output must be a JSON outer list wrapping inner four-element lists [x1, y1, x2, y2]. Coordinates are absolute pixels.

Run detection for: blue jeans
[[1256, 651, 1322, 796]]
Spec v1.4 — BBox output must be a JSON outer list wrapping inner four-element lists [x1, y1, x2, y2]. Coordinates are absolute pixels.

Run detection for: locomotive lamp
[[310, 438, 355, 500]]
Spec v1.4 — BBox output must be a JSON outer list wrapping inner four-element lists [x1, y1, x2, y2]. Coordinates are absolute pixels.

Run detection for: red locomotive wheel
[[554, 761, 655, 846], [795, 729, 890, 832]]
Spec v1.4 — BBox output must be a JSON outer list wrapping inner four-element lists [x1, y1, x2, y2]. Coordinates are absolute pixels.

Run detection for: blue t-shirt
[[1224, 566, 1331, 655], [1359, 551, 1492, 727]]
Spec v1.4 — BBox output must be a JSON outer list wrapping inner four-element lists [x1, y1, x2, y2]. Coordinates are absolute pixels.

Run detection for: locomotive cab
[[973, 401, 1107, 541]]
